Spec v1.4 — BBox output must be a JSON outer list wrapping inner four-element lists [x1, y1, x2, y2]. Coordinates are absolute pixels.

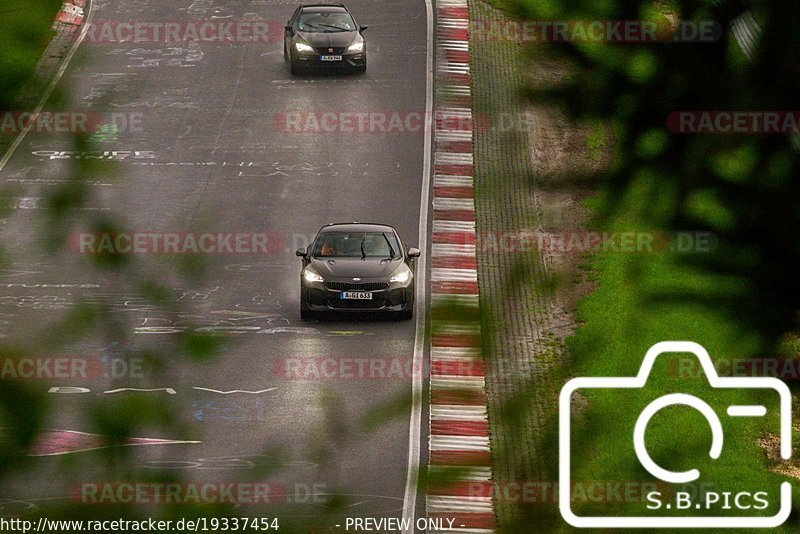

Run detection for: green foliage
[[0, 4, 346, 530], [0, 0, 61, 107], [499, 0, 800, 529]]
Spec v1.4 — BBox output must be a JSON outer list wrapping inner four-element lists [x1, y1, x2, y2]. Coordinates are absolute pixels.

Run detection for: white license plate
[[320, 55, 342, 61], [341, 291, 372, 300]]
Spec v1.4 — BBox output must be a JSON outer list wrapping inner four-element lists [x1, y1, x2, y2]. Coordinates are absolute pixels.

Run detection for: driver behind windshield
[[298, 12, 356, 32], [314, 233, 398, 258]]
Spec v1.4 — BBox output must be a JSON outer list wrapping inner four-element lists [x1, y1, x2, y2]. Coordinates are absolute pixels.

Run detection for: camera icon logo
[[559, 341, 792, 528]]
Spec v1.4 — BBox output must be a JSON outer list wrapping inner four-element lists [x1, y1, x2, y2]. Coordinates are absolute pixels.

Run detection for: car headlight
[[303, 268, 324, 283], [295, 42, 314, 53], [347, 41, 364, 52], [389, 266, 411, 283]]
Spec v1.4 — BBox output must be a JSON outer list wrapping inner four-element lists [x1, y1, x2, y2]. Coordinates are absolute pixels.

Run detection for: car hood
[[296, 30, 359, 48], [310, 257, 404, 279]]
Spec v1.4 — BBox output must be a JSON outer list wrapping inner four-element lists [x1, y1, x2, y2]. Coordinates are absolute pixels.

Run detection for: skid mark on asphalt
[[106, 44, 204, 69], [142, 456, 319, 471], [26, 429, 200, 456], [325, 331, 373, 337], [0, 269, 44, 278], [80, 72, 137, 107], [0, 281, 324, 336]]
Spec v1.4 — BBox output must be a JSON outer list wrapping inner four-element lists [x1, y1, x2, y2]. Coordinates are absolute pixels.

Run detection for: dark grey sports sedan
[[297, 223, 420, 320], [283, 3, 367, 74]]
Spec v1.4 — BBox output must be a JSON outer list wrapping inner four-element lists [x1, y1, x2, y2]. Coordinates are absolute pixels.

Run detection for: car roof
[[318, 223, 397, 234], [300, 4, 349, 13]]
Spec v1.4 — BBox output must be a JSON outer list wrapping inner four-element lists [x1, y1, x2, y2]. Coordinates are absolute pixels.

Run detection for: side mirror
[[285, 24, 293, 32], [359, 25, 368, 32], [407, 247, 420, 258], [296, 247, 307, 257]]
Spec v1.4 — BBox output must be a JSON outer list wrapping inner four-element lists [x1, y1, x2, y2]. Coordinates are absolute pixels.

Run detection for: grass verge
[[469, 0, 799, 530], [0, 0, 65, 159]]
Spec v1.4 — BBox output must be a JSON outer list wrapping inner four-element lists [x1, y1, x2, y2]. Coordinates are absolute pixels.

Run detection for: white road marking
[[431, 268, 478, 282], [427, 495, 494, 513], [436, 130, 472, 138], [431, 376, 486, 389], [438, 63, 471, 74], [430, 435, 491, 450], [401, 0, 434, 529], [430, 252, 477, 264], [435, 152, 474, 165], [431, 405, 488, 421], [439, 41, 469, 51], [438, 107, 473, 115], [431, 347, 482, 362], [432, 220, 476, 232], [434, 176, 474, 188], [192, 387, 277, 395], [438, 19, 470, 29], [433, 197, 475, 211]]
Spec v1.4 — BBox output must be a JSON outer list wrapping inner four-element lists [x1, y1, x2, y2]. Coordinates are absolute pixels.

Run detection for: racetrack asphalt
[[0, 0, 431, 528]]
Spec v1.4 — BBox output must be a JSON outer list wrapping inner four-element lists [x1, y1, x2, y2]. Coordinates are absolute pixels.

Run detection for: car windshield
[[298, 11, 356, 32], [313, 232, 400, 258]]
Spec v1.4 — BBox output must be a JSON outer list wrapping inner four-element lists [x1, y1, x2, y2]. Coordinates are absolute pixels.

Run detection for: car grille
[[329, 299, 386, 309], [325, 282, 389, 291], [314, 47, 347, 54]]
